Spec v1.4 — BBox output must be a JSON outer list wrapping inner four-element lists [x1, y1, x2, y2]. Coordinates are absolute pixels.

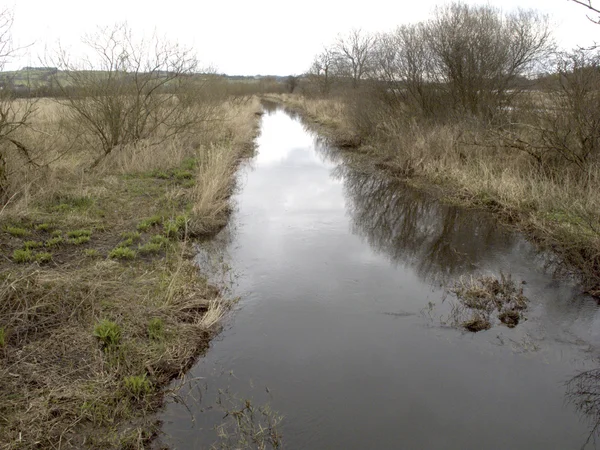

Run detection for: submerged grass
[[0, 97, 262, 448]]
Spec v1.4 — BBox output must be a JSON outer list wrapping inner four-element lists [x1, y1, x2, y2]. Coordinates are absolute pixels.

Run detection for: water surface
[[158, 106, 600, 449]]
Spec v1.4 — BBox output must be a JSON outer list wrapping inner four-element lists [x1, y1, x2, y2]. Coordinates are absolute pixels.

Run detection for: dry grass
[[269, 93, 600, 292], [0, 95, 261, 448]]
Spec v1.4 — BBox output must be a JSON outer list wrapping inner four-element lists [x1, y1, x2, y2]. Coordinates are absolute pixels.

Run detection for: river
[[156, 103, 600, 449]]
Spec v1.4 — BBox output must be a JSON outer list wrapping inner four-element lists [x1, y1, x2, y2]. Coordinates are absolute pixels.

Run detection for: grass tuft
[[137, 215, 162, 232], [93, 320, 122, 349], [4, 226, 29, 237], [35, 252, 53, 264], [123, 375, 152, 399], [147, 318, 165, 341], [35, 223, 52, 232], [45, 236, 64, 248], [12, 249, 34, 263], [109, 246, 137, 260], [23, 240, 44, 249], [67, 235, 91, 245]]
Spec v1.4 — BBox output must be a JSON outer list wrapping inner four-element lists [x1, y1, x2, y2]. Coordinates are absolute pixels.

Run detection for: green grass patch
[[150, 234, 170, 246], [123, 375, 152, 399], [180, 157, 197, 171], [109, 246, 136, 260], [12, 249, 34, 263], [4, 226, 29, 237], [137, 215, 162, 232], [93, 320, 121, 350], [0, 327, 5, 348], [68, 236, 91, 245], [147, 318, 165, 341], [35, 223, 52, 232], [35, 252, 52, 264], [138, 242, 163, 255], [120, 231, 141, 242], [67, 229, 92, 238], [45, 236, 64, 248], [51, 194, 94, 212], [23, 240, 44, 250], [84, 249, 100, 257], [51, 230, 63, 237], [116, 238, 134, 248]]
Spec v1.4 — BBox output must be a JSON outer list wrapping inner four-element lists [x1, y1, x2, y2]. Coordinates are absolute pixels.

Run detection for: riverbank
[[264, 94, 600, 296], [0, 97, 261, 448]]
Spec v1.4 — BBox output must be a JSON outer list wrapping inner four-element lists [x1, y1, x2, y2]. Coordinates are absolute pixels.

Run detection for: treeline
[[301, 2, 600, 173], [286, 1, 600, 289]]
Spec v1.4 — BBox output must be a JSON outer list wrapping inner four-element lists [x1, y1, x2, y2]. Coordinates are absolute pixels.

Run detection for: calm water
[[157, 106, 600, 449]]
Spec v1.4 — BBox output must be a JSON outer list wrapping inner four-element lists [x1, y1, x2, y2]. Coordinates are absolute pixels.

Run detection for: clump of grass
[[150, 234, 170, 246], [0, 327, 5, 348], [93, 320, 121, 350], [180, 157, 197, 171], [23, 240, 44, 250], [4, 225, 29, 237], [109, 246, 136, 260], [84, 249, 100, 257], [51, 194, 93, 211], [35, 223, 52, 232], [449, 273, 529, 331], [123, 375, 152, 399], [147, 318, 165, 341], [121, 231, 141, 242], [67, 229, 92, 239], [12, 249, 34, 263], [173, 169, 194, 181], [35, 252, 52, 264], [137, 215, 162, 232], [45, 236, 64, 248], [116, 238, 134, 248], [138, 242, 163, 255], [163, 220, 180, 238], [51, 230, 62, 237], [68, 235, 91, 245]]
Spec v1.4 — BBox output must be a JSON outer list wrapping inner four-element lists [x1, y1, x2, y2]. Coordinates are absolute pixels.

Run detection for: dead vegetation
[[445, 273, 529, 332], [0, 87, 261, 448]]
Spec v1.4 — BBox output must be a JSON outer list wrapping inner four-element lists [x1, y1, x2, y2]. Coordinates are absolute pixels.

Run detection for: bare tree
[[53, 23, 200, 168], [425, 3, 552, 116], [570, 0, 600, 24], [334, 29, 377, 89], [0, 8, 39, 203], [307, 48, 336, 95]]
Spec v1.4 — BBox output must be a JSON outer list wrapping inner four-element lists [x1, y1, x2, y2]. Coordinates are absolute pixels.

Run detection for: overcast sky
[[7, 0, 599, 75]]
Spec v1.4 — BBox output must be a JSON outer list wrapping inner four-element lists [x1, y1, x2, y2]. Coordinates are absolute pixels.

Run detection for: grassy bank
[[266, 93, 600, 295], [0, 97, 261, 448]]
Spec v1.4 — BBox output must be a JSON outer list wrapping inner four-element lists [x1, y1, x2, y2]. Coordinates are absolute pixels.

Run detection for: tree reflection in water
[[334, 162, 515, 285], [567, 368, 600, 448]]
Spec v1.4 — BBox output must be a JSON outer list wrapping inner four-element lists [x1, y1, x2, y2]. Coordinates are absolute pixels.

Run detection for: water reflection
[[338, 166, 515, 284]]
